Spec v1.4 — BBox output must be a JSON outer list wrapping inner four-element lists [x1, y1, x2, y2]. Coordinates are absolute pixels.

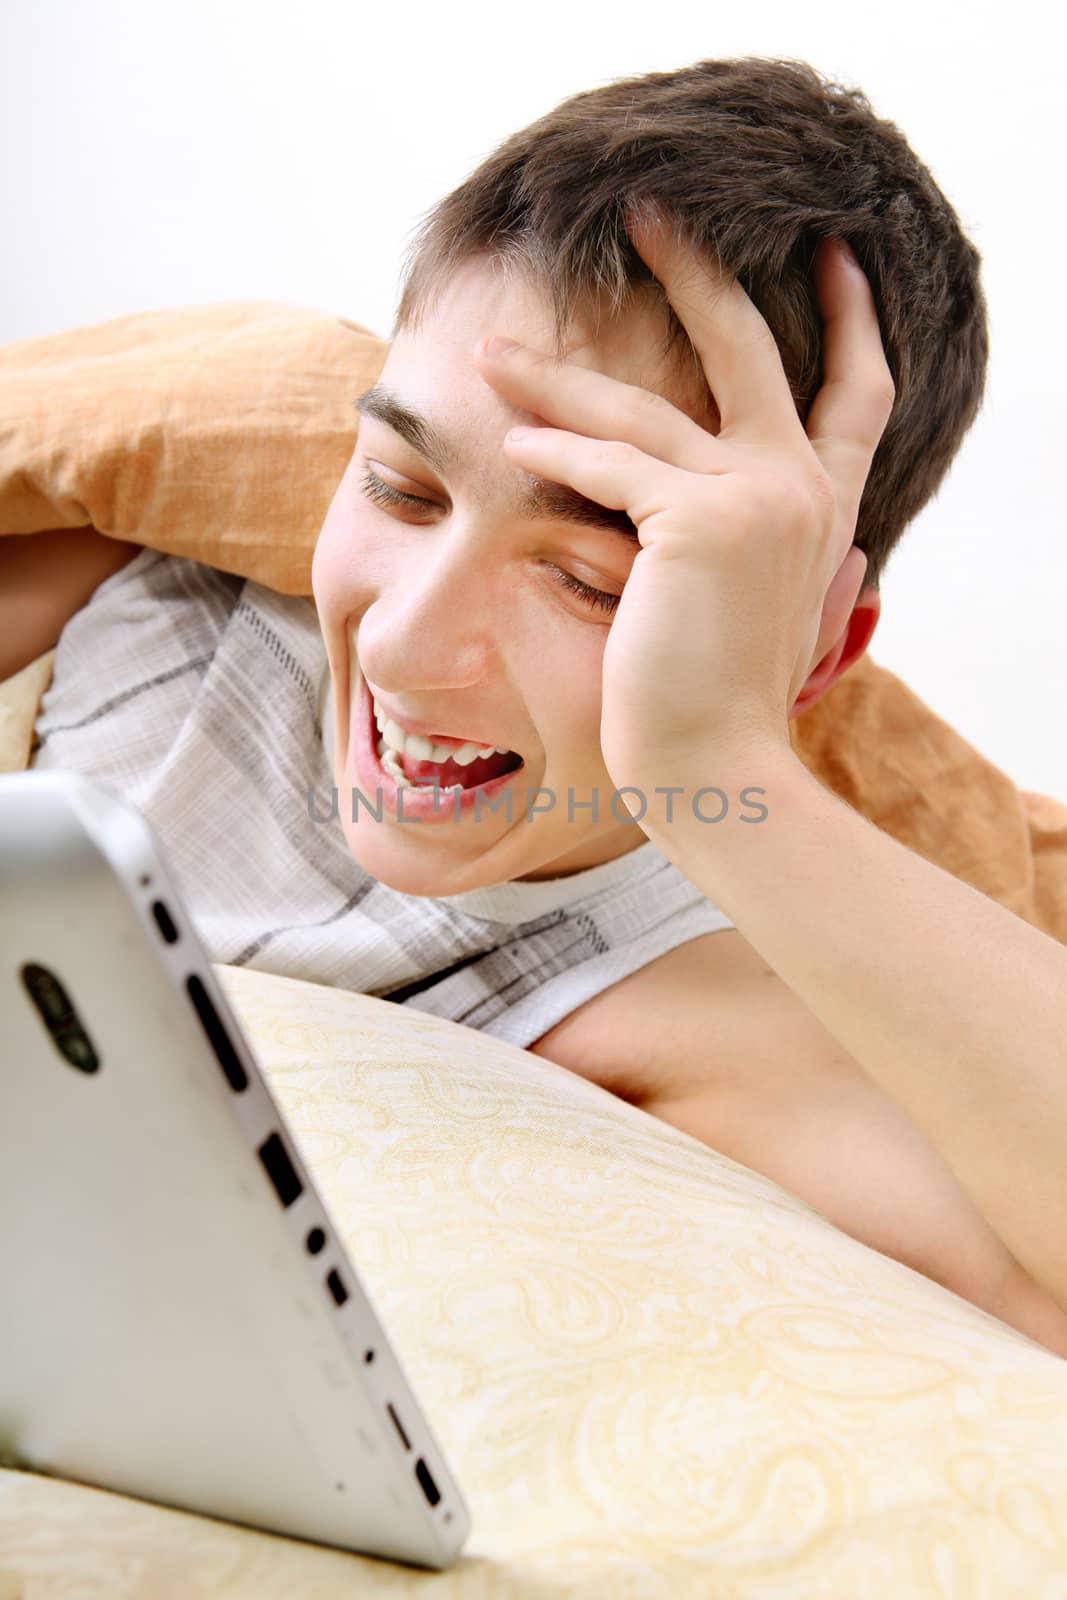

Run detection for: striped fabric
[[30, 548, 734, 1049]]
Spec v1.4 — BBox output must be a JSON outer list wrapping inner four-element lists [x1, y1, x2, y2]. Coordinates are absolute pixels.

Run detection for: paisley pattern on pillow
[[3, 963, 1065, 1597]]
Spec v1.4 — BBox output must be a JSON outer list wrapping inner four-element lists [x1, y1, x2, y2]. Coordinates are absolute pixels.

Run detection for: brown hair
[[393, 56, 988, 592]]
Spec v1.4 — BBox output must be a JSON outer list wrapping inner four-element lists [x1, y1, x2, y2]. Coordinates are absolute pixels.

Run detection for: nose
[[356, 540, 498, 695]]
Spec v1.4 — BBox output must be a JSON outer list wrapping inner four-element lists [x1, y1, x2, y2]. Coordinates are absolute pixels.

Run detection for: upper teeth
[[374, 699, 511, 767]]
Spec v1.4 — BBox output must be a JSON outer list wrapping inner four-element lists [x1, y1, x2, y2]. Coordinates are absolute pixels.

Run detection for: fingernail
[[839, 238, 859, 267], [483, 336, 521, 357]]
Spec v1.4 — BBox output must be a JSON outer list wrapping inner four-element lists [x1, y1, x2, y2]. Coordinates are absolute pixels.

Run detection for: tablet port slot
[[326, 1269, 349, 1306], [186, 975, 248, 1092], [386, 1403, 411, 1451], [415, 1458, 441, 1507], [151, 900, 179, 944], [257, 1131, 304, 1208]]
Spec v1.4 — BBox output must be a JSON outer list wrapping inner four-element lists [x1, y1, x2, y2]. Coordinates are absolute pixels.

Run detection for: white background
[[3, 0, 1063, 798]]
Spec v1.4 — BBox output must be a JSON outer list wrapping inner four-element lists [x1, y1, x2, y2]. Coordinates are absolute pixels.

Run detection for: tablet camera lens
[[21, 962, 72, 1027], [20, 964, 101, 1075], [58, 1030, 100, 1075]]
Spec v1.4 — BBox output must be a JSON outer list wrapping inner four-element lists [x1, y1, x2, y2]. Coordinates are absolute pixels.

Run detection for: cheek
[[311, 485, 394, 637], [312, 467, 358, 611], [525, 634, 609, 767], [311, 501, 348, 682], [310, 507, 389, 716]]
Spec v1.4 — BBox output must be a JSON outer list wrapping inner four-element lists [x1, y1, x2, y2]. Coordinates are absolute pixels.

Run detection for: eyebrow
[[354, 384, 639, 545]]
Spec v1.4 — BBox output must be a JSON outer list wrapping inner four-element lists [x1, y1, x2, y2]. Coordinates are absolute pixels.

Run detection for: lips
[[365, 689, 518, 780], [396, 723, 493, 752], [365, 677, 516, 757]]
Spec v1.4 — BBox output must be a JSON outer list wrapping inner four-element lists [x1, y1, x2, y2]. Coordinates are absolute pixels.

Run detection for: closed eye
[[357, 466, 621, 617], [358, 465, 428, 512]]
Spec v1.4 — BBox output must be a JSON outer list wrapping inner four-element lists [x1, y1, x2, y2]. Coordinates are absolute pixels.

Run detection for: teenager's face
[[312, 256, 718, 897]]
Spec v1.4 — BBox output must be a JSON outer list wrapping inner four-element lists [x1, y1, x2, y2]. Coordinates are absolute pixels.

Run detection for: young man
[[305, 57, 1067, 1357], [19, 58, 1067, 1357]]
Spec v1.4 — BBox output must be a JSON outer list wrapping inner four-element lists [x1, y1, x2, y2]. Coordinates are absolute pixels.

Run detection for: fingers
[[472, 222, 894, 560], [624, 203, 803, 441], [474, 205, 808, 459], [497, 427, 672, 529], [472, 339, 716, 473], [804, 238, 896, 531]]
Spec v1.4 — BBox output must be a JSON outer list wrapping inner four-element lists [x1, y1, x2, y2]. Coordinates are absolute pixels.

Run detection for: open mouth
[[366, 688, 524, 794]]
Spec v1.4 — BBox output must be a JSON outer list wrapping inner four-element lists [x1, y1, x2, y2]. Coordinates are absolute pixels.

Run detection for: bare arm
[[0, 527, 142, 681], [643, 747, 1067, 1321]]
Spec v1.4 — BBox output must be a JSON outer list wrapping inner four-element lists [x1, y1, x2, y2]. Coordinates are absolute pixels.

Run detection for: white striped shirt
[[31, 548, 734, 1048]]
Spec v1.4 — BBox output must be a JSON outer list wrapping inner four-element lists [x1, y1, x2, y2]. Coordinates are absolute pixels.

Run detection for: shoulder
[[528, 924, 1067, 1350], [528, 926, 814, 1103]]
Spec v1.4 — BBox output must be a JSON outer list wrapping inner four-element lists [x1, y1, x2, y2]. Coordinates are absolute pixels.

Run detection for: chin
[[336, 814, 503, 899]]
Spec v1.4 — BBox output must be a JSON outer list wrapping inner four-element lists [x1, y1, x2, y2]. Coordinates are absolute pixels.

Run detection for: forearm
[[641, 747, 1067, 1310], [0, 527, 141, 680]]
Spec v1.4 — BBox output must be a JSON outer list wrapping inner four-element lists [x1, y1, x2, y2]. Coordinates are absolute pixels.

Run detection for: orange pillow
[[2, 300, 1065, 944], [0, 300, 388, 595], [788, 656, 1067, 942]]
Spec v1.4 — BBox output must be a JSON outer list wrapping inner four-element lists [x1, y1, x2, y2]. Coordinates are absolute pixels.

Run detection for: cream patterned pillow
[[2, 963, 1066, 1596]]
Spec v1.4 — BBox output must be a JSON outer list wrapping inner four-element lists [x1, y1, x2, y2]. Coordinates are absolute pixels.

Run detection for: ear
[[789, 548, 882, 718]]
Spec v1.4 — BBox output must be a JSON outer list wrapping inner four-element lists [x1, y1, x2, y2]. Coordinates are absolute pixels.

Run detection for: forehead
[[380, 256, 717, 446]]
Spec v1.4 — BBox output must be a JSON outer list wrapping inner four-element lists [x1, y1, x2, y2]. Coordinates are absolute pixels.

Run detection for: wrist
[[619, 739, 803, 854]]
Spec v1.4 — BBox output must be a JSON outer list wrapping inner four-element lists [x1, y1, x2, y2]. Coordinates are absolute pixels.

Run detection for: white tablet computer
[[0, 769, 470, 1570]]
